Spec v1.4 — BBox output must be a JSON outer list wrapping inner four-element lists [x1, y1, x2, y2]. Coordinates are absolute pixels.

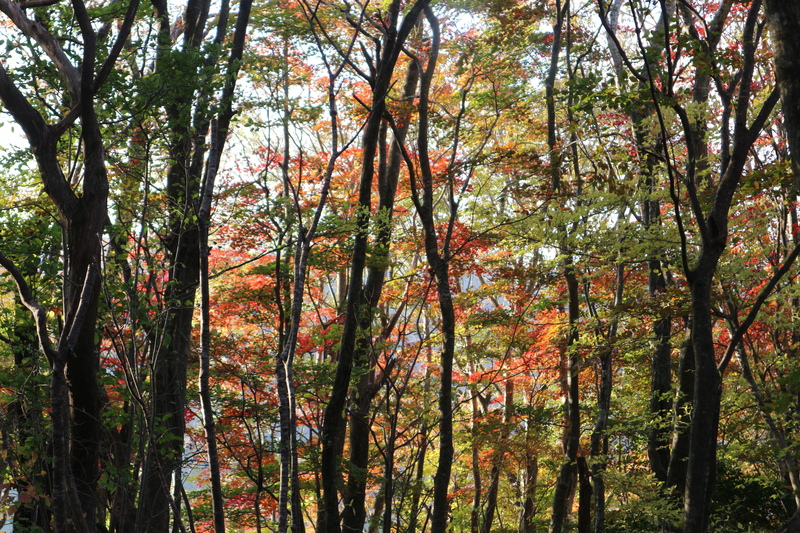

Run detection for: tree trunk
[[0, 10, 112, 521], [408, 8, 456, 532], [318, 4, 428, 532], [764, 0, 800, 190], [470, 388, 482, 533], [519, 448, 538, 533], [549, 263, 580, 533], [342, 53, 420, 533], [137, 0, 204, 522], [481, 379, 514, 533], [665, 336, 694, 498], [683, 281, 721, 533]]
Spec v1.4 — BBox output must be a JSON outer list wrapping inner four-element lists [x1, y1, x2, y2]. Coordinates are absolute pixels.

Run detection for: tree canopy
[[0, 1, 798, 532]]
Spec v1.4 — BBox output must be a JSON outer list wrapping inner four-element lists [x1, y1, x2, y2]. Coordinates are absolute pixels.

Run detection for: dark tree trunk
[[519, 449, 538, 533], [590, 363, 610, 533], [0, 12, 111, 523], [470, 389, 482, 533], [646, 242, 672, 484], [137, 0, 249, 526], [341, 54, 420, 533], [679, 2, 778, 527], [407, 8, 457, 532], [683, 279, 722, 533], [317, 4, 428, 533], [665, 336, 694, 497], [764, 0, 800, 190], [549, 264, 580, 533], [481, 379, 514, 533], [136, 0, 203, 520]]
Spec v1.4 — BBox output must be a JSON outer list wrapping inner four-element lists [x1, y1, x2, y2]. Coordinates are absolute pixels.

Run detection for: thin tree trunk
[[549, 262, 580, 533], [544, 3, 581, 532], [589, 263, 623, 533], [342, 51, 421, 533], [665, 335, 694, 501], [764, 0, 800, 191], [195, 4, 255, 519], [317, 4, 428, 532], [407, 8, 456, 532], [481, 379, 515, 533], [518, 447, 538, 533], [470, 389, 482, 533]]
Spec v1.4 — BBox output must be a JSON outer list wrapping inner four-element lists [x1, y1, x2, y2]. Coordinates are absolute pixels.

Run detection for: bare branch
[[0, 0, 81, 101], [0, 250, 56, 365], [59, 264, 99, 355], [19, 0, 63, 8], [95, 0, 142, 91]]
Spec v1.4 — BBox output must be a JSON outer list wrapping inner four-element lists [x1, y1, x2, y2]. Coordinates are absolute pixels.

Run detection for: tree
[[314, 2, 430, 532], [0, 0, 137, 527]]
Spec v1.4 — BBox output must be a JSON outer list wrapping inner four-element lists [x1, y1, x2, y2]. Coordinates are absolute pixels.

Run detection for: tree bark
[[679, 3, 778, 528], [481, 379, 515, 533], [549, 262, 580, 533], [764, 0, 800, 190], [589, 263, 623, 533], [665, 336, 694, 499], [136, 0, 205, 521], [405, 8, 457, 532]]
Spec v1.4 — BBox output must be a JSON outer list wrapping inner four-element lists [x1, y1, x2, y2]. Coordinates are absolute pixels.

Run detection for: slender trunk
[[544, 4, 581, 531], [198, 119, 224, 533], [408, 353, 432, 533], [138, 0, 204, 522], [549, 263, 580, 533], [481, 379, 515, 533], [764, 0, 800, 191], [518, 447, 538, 533], [429, 257, 455, 533], [318, 4, 428, 532], [470, 389, 482, 533], [589, 350, 612, 533], [665, 335, 694, 500], [407, 8, 455, 532]]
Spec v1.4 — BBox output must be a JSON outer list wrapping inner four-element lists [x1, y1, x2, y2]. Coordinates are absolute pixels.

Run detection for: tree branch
[[0, 250, 56, 366], [0, 0, 81, 101], [718, 238, 800, 374], [58, 264, 99, 355]]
